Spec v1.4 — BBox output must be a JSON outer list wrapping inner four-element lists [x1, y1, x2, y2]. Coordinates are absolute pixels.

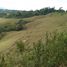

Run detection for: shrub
[[0, 32, 67, 67], [0, 24, 15, 32], [14, 32, 67, 67], [16, 41, 25, 53], [0, 20, 28, 33], [16, 20, 26, 31]]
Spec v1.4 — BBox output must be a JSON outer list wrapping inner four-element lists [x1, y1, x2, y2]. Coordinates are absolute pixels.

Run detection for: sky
[[0, 0, 67, 10]]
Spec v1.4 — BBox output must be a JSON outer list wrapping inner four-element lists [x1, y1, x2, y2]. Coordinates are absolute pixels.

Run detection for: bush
[[0, 24, 15, 32], [0, 20, 28, 33], [15, 32, 67, 67], [16, 41, 25, 53], [0, 32, 67, 67], [16, 20, 26, 31]]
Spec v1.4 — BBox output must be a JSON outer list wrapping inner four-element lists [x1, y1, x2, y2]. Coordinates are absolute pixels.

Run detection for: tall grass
[[0, 32, 6, 40], [0, 32, 67, 67]]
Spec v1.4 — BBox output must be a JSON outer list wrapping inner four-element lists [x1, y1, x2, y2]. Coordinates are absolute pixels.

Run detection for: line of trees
[[0, 7, 66, 18]]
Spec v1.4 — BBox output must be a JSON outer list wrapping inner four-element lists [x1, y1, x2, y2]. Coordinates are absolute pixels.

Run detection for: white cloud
[[0, 0, 67, 10]]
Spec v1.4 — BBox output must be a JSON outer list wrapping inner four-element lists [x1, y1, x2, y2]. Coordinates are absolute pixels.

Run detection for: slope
[[0, 13, 67, 51]]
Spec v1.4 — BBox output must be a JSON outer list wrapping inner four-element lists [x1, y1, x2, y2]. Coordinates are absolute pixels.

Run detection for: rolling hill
[[0, 13, 67, 52]]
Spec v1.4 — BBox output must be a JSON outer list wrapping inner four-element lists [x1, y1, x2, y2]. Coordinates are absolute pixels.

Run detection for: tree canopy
[[0, 7, 66, 18]]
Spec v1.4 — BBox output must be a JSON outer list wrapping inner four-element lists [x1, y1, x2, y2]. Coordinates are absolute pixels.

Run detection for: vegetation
[[0, 7, 66, 18], [16, 20, 27, 31], [0, 8, 67, 66], [0, 19, 28, 40], [0, 13, 67, 50], [0, 20, 27, 32], [0, 32, 5, 40], [0, 32, 67, 67]]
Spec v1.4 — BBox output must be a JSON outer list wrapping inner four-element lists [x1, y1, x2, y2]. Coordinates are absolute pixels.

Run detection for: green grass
[[0, 32, 67, 67], [0, 13, 67, 66], [0, 13, 67, 51]]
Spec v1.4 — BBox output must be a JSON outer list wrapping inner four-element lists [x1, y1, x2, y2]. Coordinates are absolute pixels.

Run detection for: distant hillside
[[0, 7, 66, 18]]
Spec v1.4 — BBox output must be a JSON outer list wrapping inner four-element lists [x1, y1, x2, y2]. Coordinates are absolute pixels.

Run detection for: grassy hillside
[[0, 13, 67, 52]]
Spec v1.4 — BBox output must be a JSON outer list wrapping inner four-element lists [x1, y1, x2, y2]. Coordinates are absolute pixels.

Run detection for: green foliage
[[0, 20, 27, 33], [0, 24, 15, 32], [0, 55, 7, 67], [0, 7, 66, 18], [16, 20, 26, 31], [16, 41, 25, 53], [0, 32, 67, 67]]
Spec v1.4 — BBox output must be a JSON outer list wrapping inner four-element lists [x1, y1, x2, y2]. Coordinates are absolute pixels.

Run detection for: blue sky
[[0, 0, 67, 10]]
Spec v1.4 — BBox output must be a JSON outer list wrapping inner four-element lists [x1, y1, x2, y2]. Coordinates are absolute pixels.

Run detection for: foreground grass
[[0, 32, 67, 67]]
